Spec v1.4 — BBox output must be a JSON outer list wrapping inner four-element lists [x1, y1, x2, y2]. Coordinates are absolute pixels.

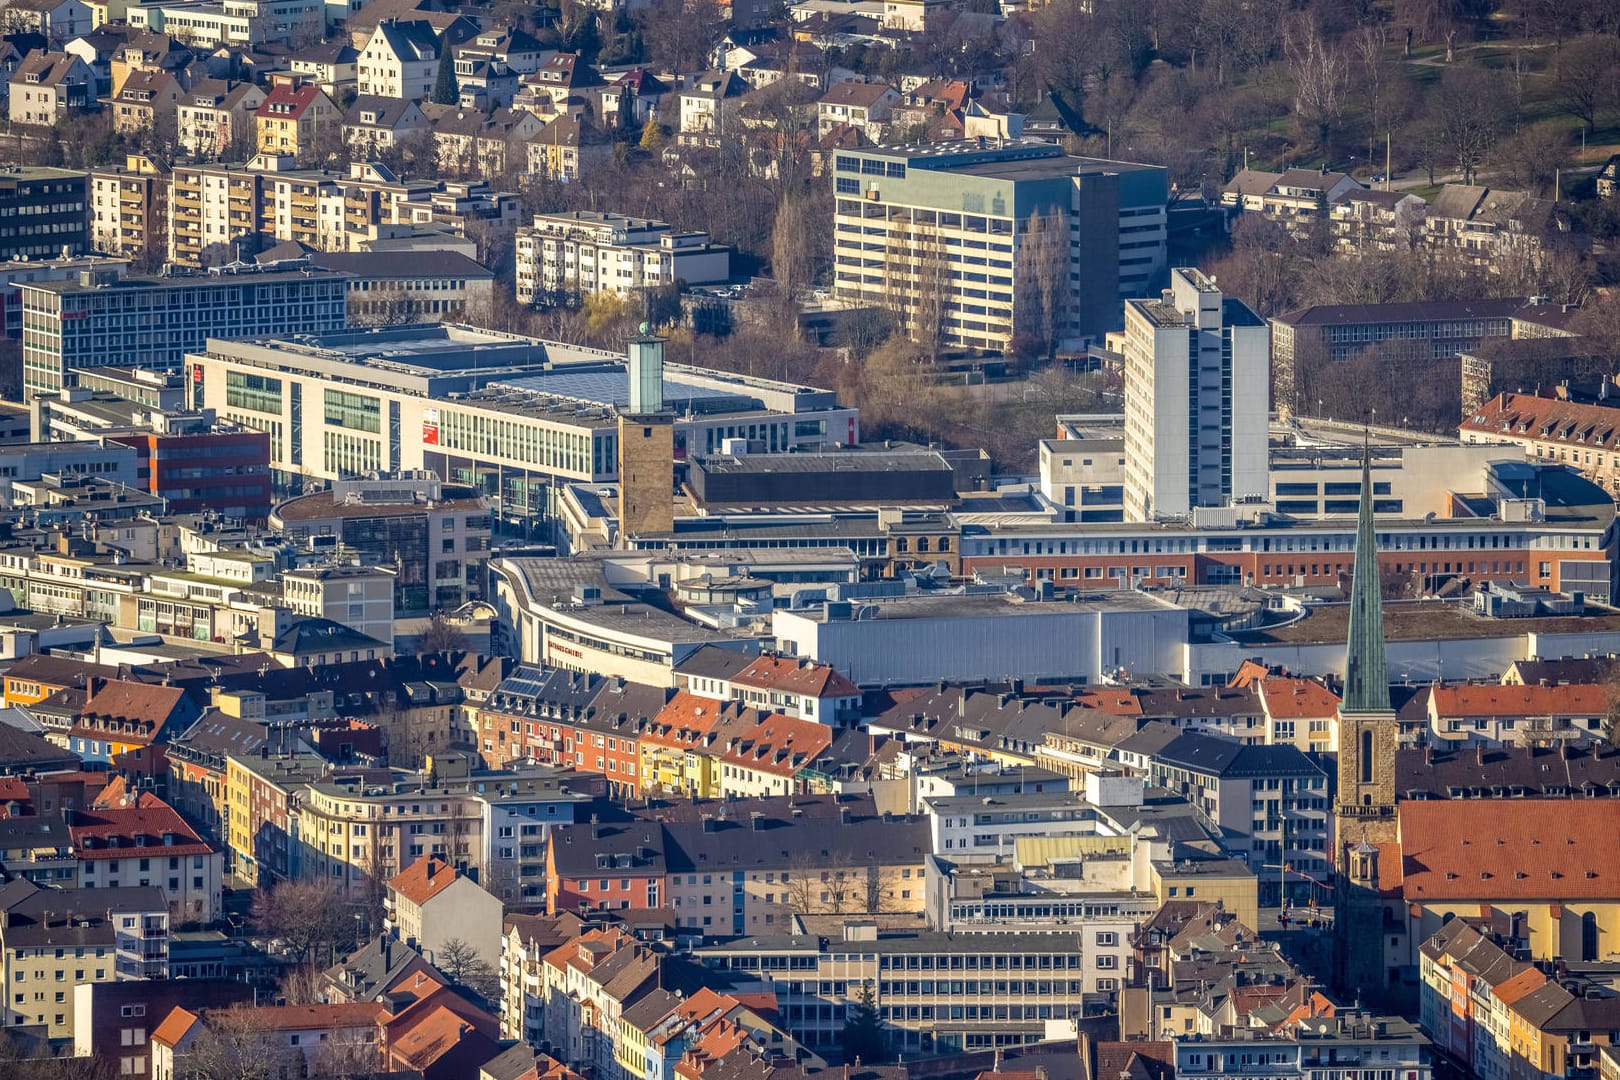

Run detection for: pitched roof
[[1398, 800, 1620, 902], [0, 723, 80, 771], [255, 82, 327, 120], [1274, 298, 1527, 328], [819, 81, 894, 108], [1396, 741, 1620, 798], [1461, 392, 1620, 453], [1428, 682, 1608, 717], [730, 654, 858, 698], [79, 680, 187, 728], [370, 19, 439, 63], [151, 1006, 200, 1048], [1152, 732, 1322, 779], [1255, 677, 1340, 719], [68, 793, 214, 860], [389, 856, 461, 906]]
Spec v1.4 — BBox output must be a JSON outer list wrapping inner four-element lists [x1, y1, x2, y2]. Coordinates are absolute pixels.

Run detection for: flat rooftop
[[1233, 598, 1620, 645], [272, 486, 485, 523], [794, 589, 1175, 622], [693, 449, 950, 475], [497, 368, 754, 414], [26, 267, 347, 296]]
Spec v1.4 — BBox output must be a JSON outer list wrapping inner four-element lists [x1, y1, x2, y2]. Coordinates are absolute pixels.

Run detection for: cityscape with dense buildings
[[0, 0, 1615, 1078]]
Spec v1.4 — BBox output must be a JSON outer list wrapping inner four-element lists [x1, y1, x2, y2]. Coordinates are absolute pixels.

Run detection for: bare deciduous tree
[[1284, 12, 1350, 153], [251, 878, 356, 967]]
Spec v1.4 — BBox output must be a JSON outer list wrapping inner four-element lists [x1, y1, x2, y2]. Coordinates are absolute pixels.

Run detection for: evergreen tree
[[431, 49, 459, 105], [841, 980, 887, 1064]]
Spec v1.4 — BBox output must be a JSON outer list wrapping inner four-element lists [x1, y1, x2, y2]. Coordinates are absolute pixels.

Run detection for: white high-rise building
[[1122, 267, 1269, 522]]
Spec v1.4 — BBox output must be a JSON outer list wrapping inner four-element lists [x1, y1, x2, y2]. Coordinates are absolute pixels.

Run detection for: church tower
[[1333, 448, 1398, 837], [1333, 447, 1401, 999]]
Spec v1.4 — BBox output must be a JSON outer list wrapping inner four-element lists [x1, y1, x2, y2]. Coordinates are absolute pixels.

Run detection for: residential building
[[281, 564, 396, 647], [287, 40, 359, 98], [88, 152, 168, 262], [1144, 732, 1328, 904], [174, 79, 265, 159], [1121, 267, 1268, 522], [1425, 682, 1607, 746], [71, 979, 254, 1080], [68, 678, 201, 776], [1460, 391, 1620, 500], [224, 750, 328, 885], [1219, 167, 1361, 229], [2, 0, 93, 40], [673, 647, 861, 726], [385, 856, 503, 968], [20, 262, 348, 395], [815, 81, 898, 139], [68, 792, 223, 923], [1599, 154, 1619, 200], [104, 67, 184, 137], [830, 141, 1168, 351], [254, 76, 338, 158], [343, 95, 427, 158], [498, 911, 584, 1046], [1425, 183, 1566, 271], [515, 211, 730, 304], [0, 880, 170, 1039], [151, 1002, 388, 1080], [8, 51, 96, 127], [356, 18, 439, 99], [124, 0, 324, 47], [1169, 1012, 1431, 1080], [0, 166, 88, 261]]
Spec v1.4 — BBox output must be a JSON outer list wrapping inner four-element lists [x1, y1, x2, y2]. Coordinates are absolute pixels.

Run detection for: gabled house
[[0, 0, 92, 44], [607, 67, 669, 124], [69, 679, 201, 775], [8, 49, 94, 126], [1599, 154, 1619, 200], [815, 80, 901, 140], [253, 76, 338, 159], [678, 69, 745, 140], [103, 65, 183, 135], [516, 51, 602, 119], [175, 78, 264, 158], [385, 856, 503, 968], [1425, 183, 1569, 269], [520, 113, 607, 182], [344, 94, 428, 157], [287, 38, 359, 98], [420, 103, 544, 179], [69, 790, 223, 922], [357, 17, 439, 100]]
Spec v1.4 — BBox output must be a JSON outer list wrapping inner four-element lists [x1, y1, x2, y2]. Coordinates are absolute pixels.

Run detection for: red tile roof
[[233, 1002, 385, 1031], [730, 655, 858, 699], [1462, 392, 1620, 449], [1256, 677, 1340, 720], [68, 793, 214, 860], [80, 683, 186, 725], [709, 710, 833, 778], [388, 857, 460, 907], [151, 1006, 200, 1048], [1399, 800, 1620, 902], [1428, 683, 1607, 717], [256, 82, 325, 119]]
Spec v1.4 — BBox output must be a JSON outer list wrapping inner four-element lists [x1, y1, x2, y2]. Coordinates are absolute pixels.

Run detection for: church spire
[[1343, 446, 1390, 713]]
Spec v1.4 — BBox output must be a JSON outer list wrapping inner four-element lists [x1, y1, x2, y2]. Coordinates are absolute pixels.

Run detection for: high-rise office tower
[[1121, 267, 1269, 522]]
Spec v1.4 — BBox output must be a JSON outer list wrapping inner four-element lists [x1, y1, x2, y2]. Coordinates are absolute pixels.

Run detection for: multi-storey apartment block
[[88, 153, 169, 261], [514, 210, 730, 303]]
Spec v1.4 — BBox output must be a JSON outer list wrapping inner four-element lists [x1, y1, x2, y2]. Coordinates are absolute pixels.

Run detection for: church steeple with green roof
[[1342, 447, 1390, 714]]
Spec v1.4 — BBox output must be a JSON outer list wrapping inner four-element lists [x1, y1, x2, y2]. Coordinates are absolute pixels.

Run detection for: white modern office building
[[1122, 267, 1269, 522]]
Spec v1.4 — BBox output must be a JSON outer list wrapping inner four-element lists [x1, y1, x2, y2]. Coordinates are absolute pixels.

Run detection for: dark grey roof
[[271, 618, 390, 654], [1273, 298, 1528, 328], [673, 644, 756, 682], [1506, 656, 1617, 685], [0, 811, 70, 853], [1152, 732, 1323, 779], [550, 820, 666, 878], [0, 723, 79, 772], [305, 250, 491, 280], [479, 1043, 537, 1080], [1398, 743, 1620, 798]]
